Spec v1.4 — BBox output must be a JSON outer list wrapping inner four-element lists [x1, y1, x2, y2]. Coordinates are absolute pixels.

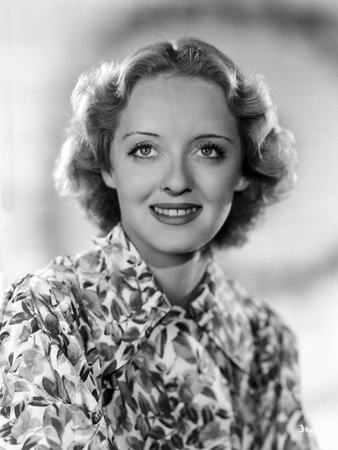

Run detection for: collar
[[92, 224, 252, 375], [187, 259, 254, 373], [89, 224, 171, 376]]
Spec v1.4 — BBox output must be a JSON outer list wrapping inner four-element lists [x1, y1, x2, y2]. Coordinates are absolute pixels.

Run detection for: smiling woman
[[0, 38, 316, 450], [101, 77, 248, 271]]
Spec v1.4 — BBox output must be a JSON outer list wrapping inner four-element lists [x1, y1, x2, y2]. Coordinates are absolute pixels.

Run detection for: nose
[[160, 156, 193, 196]]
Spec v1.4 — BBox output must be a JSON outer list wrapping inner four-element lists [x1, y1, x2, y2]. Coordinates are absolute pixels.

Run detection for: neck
[[120, 224, 212, 308], [144, 249, 210, 309]]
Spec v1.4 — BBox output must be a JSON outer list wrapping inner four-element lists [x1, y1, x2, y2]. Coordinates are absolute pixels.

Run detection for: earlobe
[[234, 176, 250, 192], [101, 169, 117, 189]]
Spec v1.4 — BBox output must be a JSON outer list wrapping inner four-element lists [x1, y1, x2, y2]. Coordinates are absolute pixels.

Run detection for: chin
[[153, 233, 212, 256]]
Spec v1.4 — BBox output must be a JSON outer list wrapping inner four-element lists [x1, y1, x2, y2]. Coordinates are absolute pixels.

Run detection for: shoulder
[[0, 248, 103, 373], [213, 261, 294, 332], [0, 261, 75, 340], [7, 241, 106, 296], [228, 277, 300, 379], [213, 263, 299, 361], [237, 278, 297, 349], [218, 273, 302, 409], [0, 246, 97, 333]]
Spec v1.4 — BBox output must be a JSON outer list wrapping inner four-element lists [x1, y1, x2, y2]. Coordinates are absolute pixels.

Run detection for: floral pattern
[[0, 224, 316, 449]]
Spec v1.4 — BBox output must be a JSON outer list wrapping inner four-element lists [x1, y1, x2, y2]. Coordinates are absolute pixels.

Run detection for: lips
[[153, 206, 198, 217], [150, 203, 202, 225]]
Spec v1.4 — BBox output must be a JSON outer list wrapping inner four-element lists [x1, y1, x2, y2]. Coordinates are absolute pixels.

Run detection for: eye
[[194, 141, 226, 160], [128, 142, 159, 159]]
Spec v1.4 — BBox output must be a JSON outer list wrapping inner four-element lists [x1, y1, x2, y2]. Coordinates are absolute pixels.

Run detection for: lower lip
[[150, 207, 202, 225]]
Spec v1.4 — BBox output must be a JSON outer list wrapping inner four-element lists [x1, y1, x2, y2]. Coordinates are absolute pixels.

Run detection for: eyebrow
[[122, 131, 160, 140], [122, 131, 235, 145], [192, 134, 235, 145]]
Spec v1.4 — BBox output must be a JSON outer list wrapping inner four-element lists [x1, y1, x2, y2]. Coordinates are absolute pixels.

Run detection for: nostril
[[161, 186, 192, 195], [159, 159, 193, 194]]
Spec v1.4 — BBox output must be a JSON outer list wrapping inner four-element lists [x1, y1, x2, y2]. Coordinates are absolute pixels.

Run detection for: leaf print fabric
[[0, 276, 118, 450], [0, 224, 317, 449]]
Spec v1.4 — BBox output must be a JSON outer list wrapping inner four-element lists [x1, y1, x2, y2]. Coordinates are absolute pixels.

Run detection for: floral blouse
[[0, 224, 316, 450]]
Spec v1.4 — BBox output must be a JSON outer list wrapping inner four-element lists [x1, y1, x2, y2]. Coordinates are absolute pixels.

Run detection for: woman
[[0, 38, 316, 449]]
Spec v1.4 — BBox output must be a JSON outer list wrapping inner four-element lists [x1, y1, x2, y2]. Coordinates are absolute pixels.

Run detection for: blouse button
[[59, 300, 70, 312]]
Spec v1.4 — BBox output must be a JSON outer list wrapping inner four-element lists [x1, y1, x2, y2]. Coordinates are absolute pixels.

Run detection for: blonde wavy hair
[[54, 37, 297, 247]]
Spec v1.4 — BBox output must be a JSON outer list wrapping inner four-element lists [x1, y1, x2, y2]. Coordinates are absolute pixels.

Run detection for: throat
[[146, 251, 210, 309]]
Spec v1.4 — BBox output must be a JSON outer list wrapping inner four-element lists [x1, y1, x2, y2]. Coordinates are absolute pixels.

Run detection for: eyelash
[[194, 141, 227, 160], [127, 141, 227, 161], [127, 142, 158, 160]]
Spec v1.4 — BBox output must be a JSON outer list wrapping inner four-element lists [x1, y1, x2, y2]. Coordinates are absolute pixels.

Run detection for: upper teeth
[[153, 207, 198, 216]]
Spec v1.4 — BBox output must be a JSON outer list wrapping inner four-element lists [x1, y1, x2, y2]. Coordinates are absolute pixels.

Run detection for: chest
[[99, 311, 252, 450]]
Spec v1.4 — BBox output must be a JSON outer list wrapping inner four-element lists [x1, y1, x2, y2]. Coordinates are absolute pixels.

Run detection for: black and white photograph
[[0, 1, 337, 449]]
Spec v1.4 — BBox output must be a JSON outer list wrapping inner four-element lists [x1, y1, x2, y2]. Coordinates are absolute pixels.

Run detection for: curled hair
[[54, 37, 297, 247]]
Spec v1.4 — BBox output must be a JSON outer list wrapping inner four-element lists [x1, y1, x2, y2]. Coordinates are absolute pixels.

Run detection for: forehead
[[116, 76, 238, 136]]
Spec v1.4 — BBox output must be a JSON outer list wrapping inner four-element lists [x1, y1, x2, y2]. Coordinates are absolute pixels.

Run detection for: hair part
[[54, 37, 297, 247]]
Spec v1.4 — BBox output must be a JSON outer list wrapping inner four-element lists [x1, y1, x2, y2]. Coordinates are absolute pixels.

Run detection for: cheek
[[199, 172, 239, 206], [114, 171, 154, 203]]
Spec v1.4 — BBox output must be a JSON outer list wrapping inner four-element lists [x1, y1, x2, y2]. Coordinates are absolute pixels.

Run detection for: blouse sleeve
[[0, 275, 119, 450], [275, 325, 317, 450], [259, 311, 317, 450]]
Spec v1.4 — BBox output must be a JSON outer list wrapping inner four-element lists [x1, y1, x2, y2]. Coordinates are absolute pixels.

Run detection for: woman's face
[[102, 76, 248, 264]]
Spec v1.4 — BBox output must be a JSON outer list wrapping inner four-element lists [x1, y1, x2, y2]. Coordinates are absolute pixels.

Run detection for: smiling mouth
[[150, 204, 202, 225], [153, 206, 198, 216]]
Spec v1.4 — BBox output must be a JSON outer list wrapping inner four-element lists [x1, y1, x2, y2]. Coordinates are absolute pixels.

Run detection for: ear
[[234, 176, 250, 192], [101, 169, 117, 189]]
